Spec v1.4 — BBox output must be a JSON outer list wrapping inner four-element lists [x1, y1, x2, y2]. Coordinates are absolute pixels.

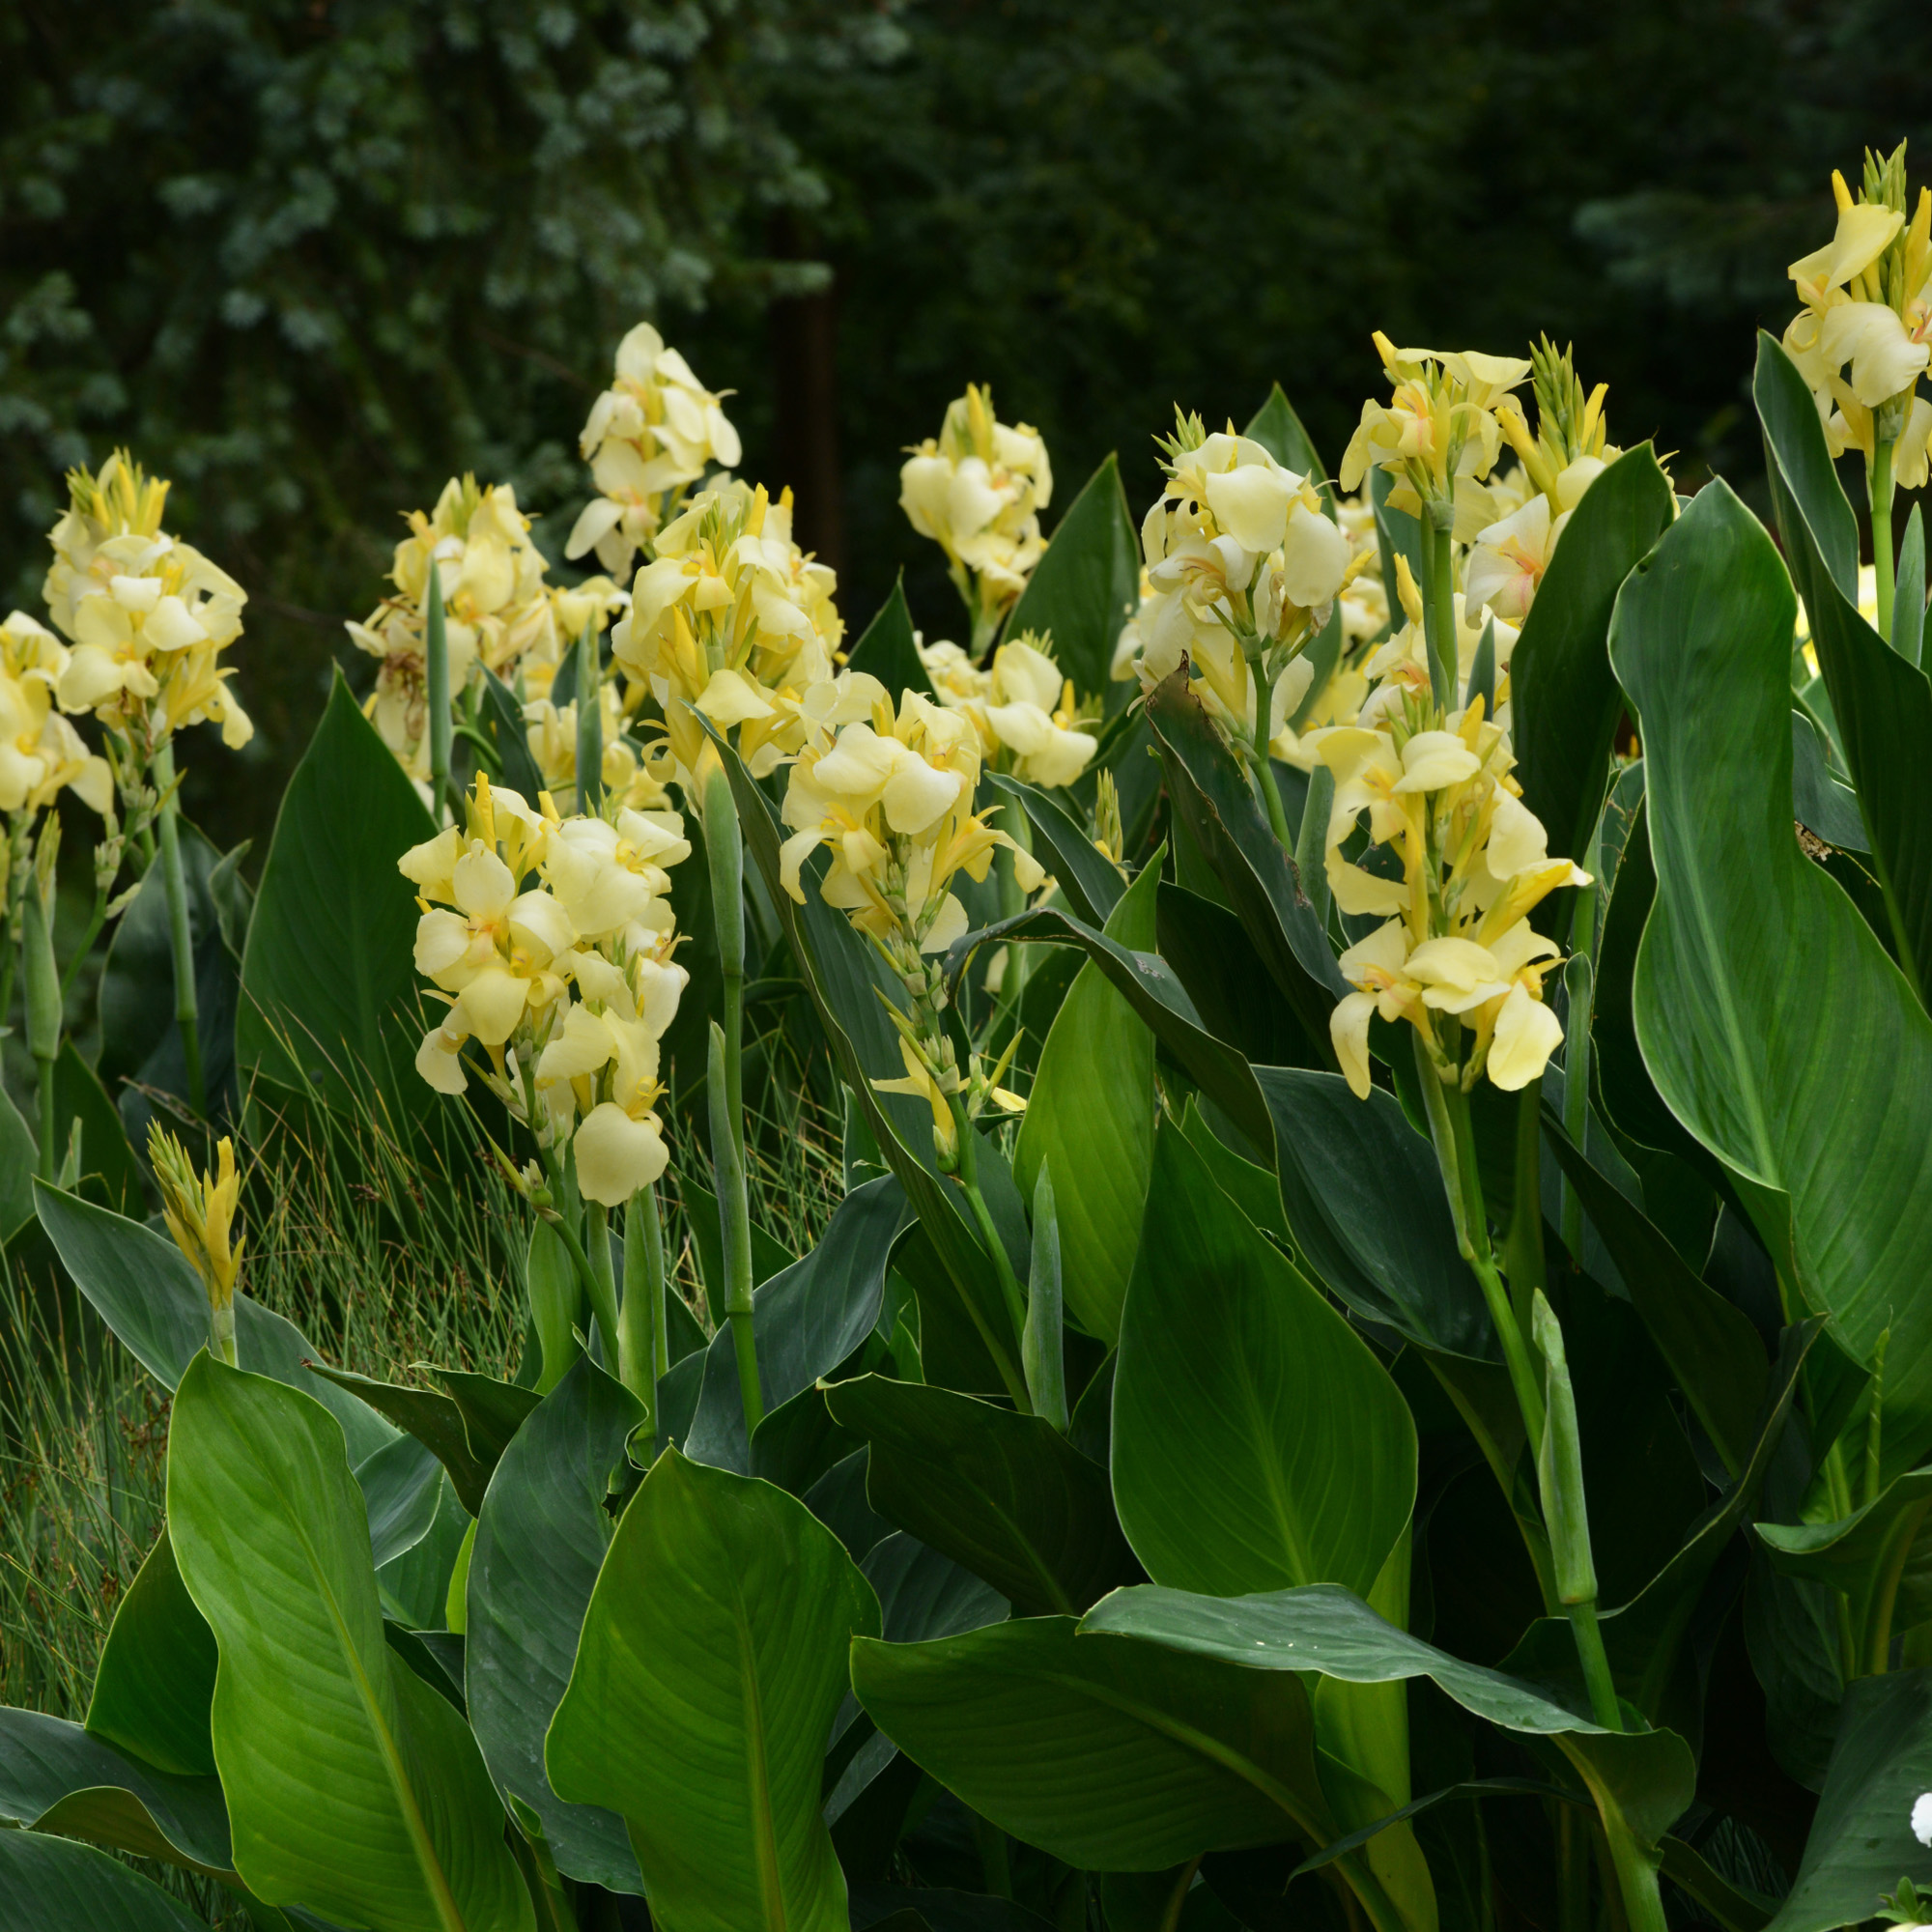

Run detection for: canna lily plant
[[14, 154, 1932, 1932]]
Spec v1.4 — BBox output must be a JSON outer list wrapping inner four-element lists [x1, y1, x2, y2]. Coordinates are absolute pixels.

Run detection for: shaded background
[[6, 0, 1931, 848]]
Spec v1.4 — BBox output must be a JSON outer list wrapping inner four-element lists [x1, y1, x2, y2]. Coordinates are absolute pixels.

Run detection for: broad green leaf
[[167, 1354, 531, 1932], [1765, 1667, 1932, 1932], [1115, 1121, 1414, 1598], [52, 1037, 145, 1212], [1243, 382, 1328, 493], [1083, 1584, 1695, 1851], [851, 1617, 1333, 1869], [1256, 1067, 1493, 1358], [685, 1174, 908, 1473], [1791, 711, 1868, 854], [846, 575, 935, 698], [1757, 1467, 1932, 1667], [306, 1362, 537, 1518], [357, 1432, 448, 1569], [1757, 333, 1932, 1003], [1003, 453, 1141, 704], [376, 1465, 469, 1632], [546, 1450, 879, 1932], [478, 666, 546, 798], [0, 1705, 232, 1877], [0, 1828, 213, 1930], [1507, 445, 1675, 912], [86, 1527, 217, 1777], [1897, 504, 1926, 667], [985, 772, 1125, 927], [98, 822, 242, 1129], [1609, 480, 1932, 1467], [1157, 884, 1324, 1077], [943, 900, 1272, 1150], [824, 1374, 1131, 1615], [1542, 1118, 1767, 1477], [236, 669, 440, 1126], [33, 1179, 393, 1467], [1145, 666, 1347, 1051], [0, 1083, 35, 1241], [1013, 860, 1157, 1343], [468, 1356, 645, 1893], [1179, 1096, 1289, 1238]]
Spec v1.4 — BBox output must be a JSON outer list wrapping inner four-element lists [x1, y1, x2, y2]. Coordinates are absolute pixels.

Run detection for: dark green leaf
[[235, 669, 440, 1127], [1541, 1119, 1767, 1477], [1766, 1667, 1932, 1932], [824, 1374, 1131, 1615], [1156, 883, 1323, 1074], [686, 1175, 909, 1472], [304, 1363, 501, 1518], [985, 772, 1124, 927], [52, 1037, 145, 1213], [1256, 1068, 1493, 1358], [1003, 453, 1141, 704], [1791, 711, 1868, 854], [1145, 667, 1347, 1052], [1609, 480, 1932, 1469], [1756, 1468, 1932, 1655], [1243, 382, 1328, 484], [1896, 504, 1925, 668], [1508, 445, 1675, 913], [0, 1829, 213, 1930], [546, 1449, 880, 1932], [468, 1356, 646, 1893], [478, 667, 547, 798], [1114, 1121, 1414, 1597], [0, 1705, 231, 1877], [852, 1617, 1331, 1869], [847, 575, 934, 698]]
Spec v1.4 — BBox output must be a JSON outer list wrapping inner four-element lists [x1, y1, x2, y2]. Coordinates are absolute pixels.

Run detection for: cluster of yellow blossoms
[[900, 385, 1053, 649], [401, 774, 692, 1206], [612, 479, 842, 795], [1782, 145, 1932, 487], [43, 452, 252, 756], [1311, 661, 1587, 1098], [566, 323, 743, 580], [348, 476, 604, 792], [1115, 419, 1357, 752], [917, 632, 1097, 789], [0, 611, 111, 819], [779, 671, 1041, 1158]]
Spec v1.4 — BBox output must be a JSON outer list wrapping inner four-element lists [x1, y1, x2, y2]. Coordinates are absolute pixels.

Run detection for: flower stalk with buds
[[151, 1127, 244, 1368]]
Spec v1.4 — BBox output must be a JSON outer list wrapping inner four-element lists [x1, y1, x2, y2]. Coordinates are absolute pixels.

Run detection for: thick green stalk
[[1594, 1806, 1668, 1932], [994, 798, 1035, 1004], [209, 1298, 238, 1370], [23, 883, 61, 1182], [1568, 1599, 1623, 1731], [1243, 640, 1293, 850], [1418, 503, 1459, 709], [1871, 434, 1897, 641], [621, 1183, 668, 1412], [151, 740, 206, 1117], [582, 1200, 623, 1376], [425, 558, 453, 825], [574, 627, 602, 816], [708, 1020, 762, 1434]]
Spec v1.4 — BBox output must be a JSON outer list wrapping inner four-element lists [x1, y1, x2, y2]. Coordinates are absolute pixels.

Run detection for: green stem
[[574, 626, 602, 816], [621, 1183, 668, 1414], [1593, 1804, 1668, 1932], [1418, 503, 1459, 710], [57, 889, 108, 1005], [37, 1054, 57, 1184], [152, 741, 206, 1117], [951, 1099, 1034, 1413], [210, 1299, 238, 1370], [1568, 1598, 1623, 1730], [1872, 435, 1897, 641], [1557, 1803, 1590, 1932], [582, 1200, 623, 1377], [708, 1019, 762, 1433], [1243, 639, 1293, 850], [1419, 1038, 1545, 1440], [1506, 1077, 1547, 1320], [426, 558, 453, 827]]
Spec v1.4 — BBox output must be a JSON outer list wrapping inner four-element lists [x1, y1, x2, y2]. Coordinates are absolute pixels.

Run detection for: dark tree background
[[5, 0, 1930, 842]]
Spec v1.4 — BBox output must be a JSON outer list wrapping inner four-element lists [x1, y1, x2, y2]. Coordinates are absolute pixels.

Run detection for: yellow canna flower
[[919, 631, 1098, 790], [149, 1126, 244, 1366]]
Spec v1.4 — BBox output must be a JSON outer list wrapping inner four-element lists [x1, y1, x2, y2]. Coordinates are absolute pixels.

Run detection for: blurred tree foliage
[[4, 0, 1930, 837]]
